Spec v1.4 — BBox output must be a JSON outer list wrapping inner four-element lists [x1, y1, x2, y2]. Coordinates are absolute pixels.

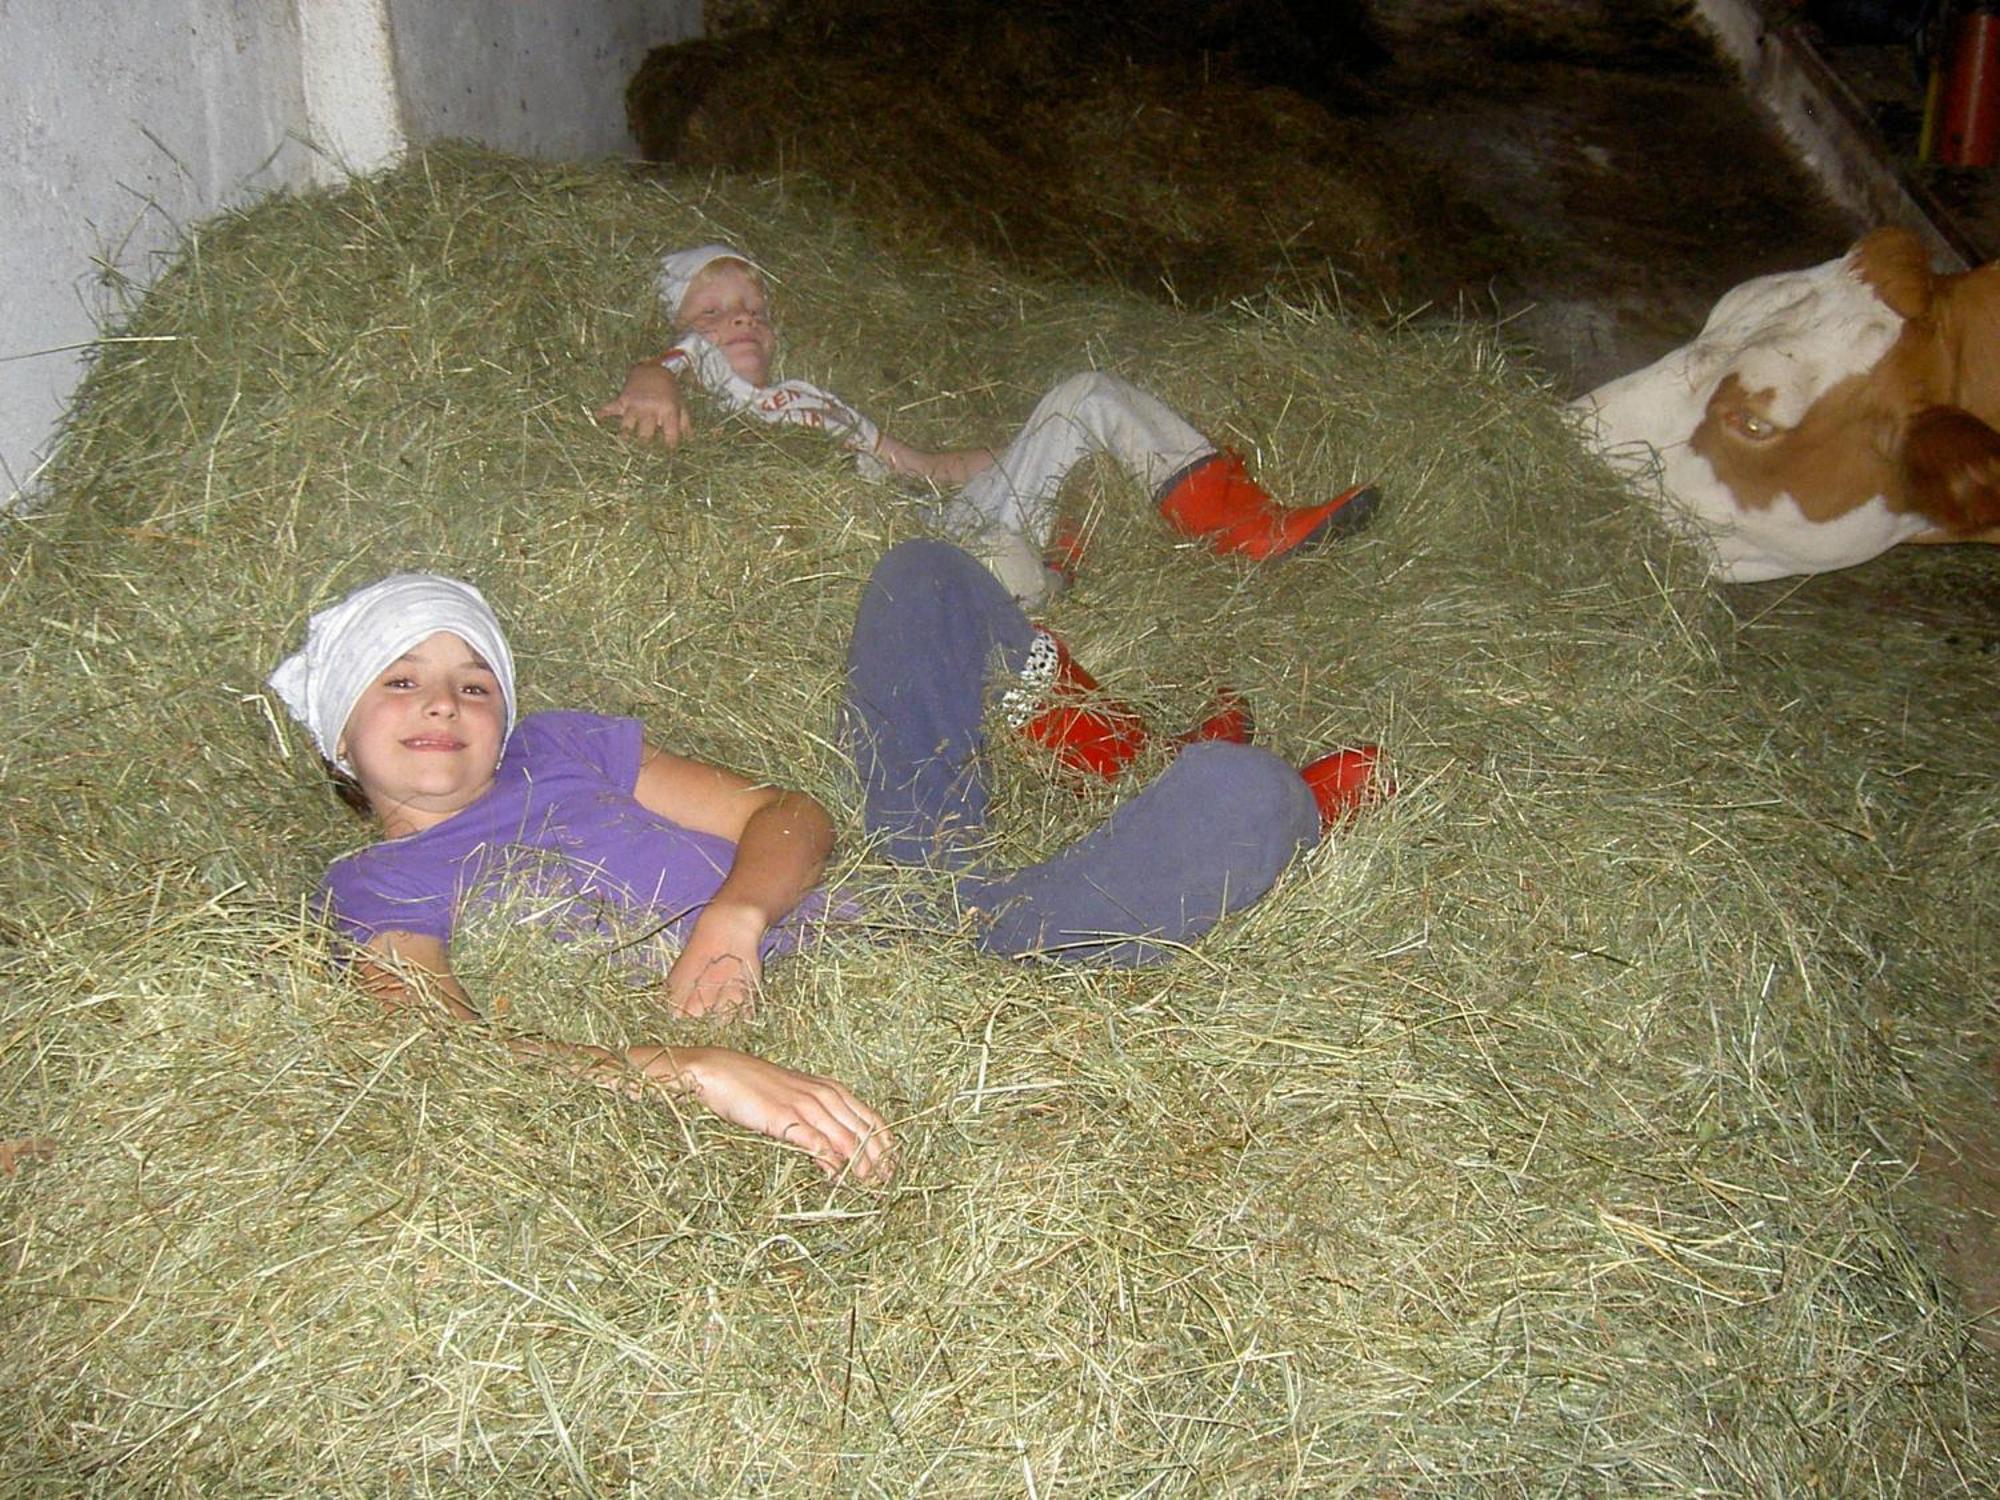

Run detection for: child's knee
[[1046, 370, 1133, 412], [862, 539, 992, 619], [961, 740, 1319, 967], [871, 537, 973, 592], [1168, 742, 1322, 858], [853, 539, 1028, 662]]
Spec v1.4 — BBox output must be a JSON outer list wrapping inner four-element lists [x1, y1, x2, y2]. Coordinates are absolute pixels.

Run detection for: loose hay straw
[[1, 145, 1996, 1494]]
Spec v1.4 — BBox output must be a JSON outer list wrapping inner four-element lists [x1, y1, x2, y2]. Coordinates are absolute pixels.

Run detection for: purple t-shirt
[[322, 711, 823, 966]]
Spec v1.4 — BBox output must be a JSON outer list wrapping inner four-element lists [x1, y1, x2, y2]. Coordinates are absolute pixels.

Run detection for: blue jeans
[[843, 539, 1320, 966]]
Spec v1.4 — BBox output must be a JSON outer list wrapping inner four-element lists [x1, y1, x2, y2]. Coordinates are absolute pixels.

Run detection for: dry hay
[[2, 144, 1997, 1493], [625, 0, 1832, 367], [626, 0, 1482, 316]]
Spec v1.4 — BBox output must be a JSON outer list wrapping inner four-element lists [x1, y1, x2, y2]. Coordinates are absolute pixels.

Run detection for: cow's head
[[1574, 228, 2000, 582]]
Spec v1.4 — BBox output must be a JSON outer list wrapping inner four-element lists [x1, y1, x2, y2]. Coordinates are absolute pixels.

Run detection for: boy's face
[[338, 631, 506, 837], [675, 260, 777, 385]]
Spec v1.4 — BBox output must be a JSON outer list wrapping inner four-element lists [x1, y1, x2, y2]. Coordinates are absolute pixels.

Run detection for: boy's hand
[[631, 1045, 897, 1183], [666, 901, 766, 1019], [874, 434, 997, 487], [597, 361, 694, 447]]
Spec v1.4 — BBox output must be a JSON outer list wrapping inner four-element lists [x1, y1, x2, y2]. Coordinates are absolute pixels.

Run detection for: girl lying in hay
[[269, 544, 1388, 1184], [597, 244, 1381, 608]]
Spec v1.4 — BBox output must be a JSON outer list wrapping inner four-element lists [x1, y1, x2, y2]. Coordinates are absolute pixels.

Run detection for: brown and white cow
[[1573, 227, 2000, 582]]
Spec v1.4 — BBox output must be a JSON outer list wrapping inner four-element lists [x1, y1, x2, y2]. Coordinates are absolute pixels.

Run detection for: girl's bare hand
[[632, 1045, 896, 1183]]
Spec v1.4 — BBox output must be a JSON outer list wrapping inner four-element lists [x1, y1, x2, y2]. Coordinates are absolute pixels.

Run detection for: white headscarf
[[656, 243, 766, 325], [268, 573, 517, 774]]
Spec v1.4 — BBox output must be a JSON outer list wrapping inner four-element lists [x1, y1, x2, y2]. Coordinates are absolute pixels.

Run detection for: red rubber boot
[[1005, 634, 1255, 781], [1299, 744, 1395, 832], [1006, 632, 1149, 780], [1046, 514, 1090, 587], [1156, 451, 1380, 561], [1170, 685, 1255, 749]]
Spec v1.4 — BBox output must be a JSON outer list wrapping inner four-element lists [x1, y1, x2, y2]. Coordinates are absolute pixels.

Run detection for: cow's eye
[[1724, 408, 1777, 441]]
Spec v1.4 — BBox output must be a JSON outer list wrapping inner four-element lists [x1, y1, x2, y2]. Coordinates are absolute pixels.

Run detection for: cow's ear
[[1854, 226, 1934, 319], [1902, 405, 2000, 531]]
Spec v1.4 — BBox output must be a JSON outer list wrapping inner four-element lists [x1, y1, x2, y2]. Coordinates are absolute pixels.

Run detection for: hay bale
[[624, 1, 1453, 315], [2, 144, 1995, 1493]]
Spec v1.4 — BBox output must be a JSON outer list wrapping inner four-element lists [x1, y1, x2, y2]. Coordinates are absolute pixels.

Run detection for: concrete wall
[[1, 0, 699, 508], [388, 0, 685, 161]]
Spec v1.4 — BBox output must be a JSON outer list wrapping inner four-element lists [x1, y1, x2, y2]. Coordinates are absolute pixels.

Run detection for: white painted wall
[[388, 0, 686, 161], [2, 0, 308, 501], [1, 0, 699, 508]]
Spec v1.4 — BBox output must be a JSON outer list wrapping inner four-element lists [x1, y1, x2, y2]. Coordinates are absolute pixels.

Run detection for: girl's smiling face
[[337, 632, 506, 837], [675, 259, 777, 384]]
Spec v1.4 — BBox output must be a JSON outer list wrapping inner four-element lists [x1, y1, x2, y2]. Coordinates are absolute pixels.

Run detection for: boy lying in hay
[[270, 546, 1385, 1183], [597, 244, 1381, 607]]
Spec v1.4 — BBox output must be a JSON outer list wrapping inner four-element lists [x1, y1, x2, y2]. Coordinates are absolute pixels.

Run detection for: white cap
[[656, 243, 765, 325], [268, 573, 517, 774]]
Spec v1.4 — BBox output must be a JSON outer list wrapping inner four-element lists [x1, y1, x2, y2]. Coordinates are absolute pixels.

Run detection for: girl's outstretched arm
[[354, 930, 894, 1182], [632, 745, 835, 1019]]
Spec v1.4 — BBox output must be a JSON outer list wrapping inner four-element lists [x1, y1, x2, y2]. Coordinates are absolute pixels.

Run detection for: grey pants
[[843, 540, 1320, 966]]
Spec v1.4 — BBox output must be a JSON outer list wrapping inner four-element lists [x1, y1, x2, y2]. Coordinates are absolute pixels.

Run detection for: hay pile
[[3, 145, 1996, 1492], [625, 0, 1468, 315]]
